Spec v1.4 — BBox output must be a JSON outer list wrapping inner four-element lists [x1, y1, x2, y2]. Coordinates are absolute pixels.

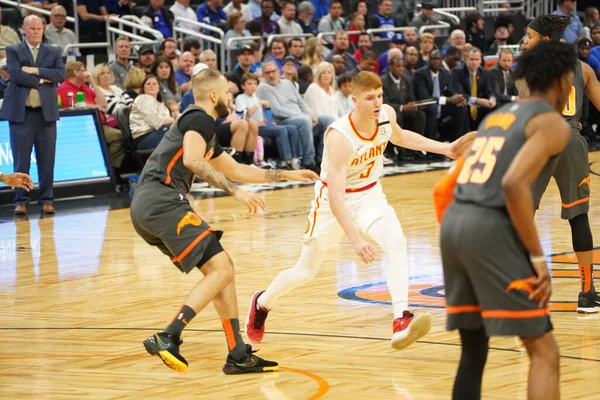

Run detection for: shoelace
[[253, 308, 268, 329]]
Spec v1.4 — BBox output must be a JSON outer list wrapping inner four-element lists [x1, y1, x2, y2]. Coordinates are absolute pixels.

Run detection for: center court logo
[[338, 249, 600, 312]]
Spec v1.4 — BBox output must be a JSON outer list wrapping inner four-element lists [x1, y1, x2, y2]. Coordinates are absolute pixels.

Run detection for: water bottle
[[128, 175, 139, 199]]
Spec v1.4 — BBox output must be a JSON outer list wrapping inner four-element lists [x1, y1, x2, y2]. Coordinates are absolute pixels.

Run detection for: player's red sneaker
[[245, 291, 270, 343], [391, 310, 432, 350]]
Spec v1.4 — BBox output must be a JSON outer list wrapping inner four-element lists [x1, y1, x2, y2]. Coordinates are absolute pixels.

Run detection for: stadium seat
[[2, 6, 22, 32], [115, 107, 153, 169]]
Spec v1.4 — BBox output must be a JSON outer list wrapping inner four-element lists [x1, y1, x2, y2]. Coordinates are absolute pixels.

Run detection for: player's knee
[[523, 332, 559, 366], [568, 213, 593, 252]]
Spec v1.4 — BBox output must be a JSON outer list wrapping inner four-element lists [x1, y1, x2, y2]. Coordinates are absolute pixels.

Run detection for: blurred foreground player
[[520, 15, 600, 312], [440, 41, 577, 400], [247, 71, 468, 350], [130, 69, 319, 374]]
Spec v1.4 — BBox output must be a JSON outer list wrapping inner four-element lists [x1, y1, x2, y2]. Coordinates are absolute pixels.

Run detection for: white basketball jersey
[[320, 108, 392, 190]]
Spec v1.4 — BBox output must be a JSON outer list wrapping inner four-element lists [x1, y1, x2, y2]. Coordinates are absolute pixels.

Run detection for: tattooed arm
[[515, 78, 530, 99]]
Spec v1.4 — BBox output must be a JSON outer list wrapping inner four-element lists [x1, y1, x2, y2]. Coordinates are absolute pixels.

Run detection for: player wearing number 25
[[0, 15, 65, 217], [439, 41, 577, 400]]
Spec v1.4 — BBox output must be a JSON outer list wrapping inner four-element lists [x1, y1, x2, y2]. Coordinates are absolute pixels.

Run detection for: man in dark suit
[[451, 47, 496, 132], [488, 49, 519, 105], [0, 15, 65, 216], [413, 50, 467, 142], [381, 55, 426, 161]]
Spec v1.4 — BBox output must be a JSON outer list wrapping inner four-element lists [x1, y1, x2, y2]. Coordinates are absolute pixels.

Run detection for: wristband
[[530, 255, 546, 263]]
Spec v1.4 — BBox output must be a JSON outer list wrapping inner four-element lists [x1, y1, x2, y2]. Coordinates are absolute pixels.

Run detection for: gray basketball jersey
[[454, 99, 557, 208], [562, 59, 584, 131]]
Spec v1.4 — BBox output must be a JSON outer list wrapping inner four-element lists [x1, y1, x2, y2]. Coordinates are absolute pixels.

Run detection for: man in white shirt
[[169, 0, 200, 32], [44, 6, 78, 56], [277, 1, 303, 36], [224, 0, 253, 22]]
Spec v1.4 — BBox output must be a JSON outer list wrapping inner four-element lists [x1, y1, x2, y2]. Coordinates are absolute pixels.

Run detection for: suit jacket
[[381, 72, 416, 111], [0, 42, 65, 123], [412, 66, 455, 101], [450, 65, 494, 103], [488, 64, 518, 104]]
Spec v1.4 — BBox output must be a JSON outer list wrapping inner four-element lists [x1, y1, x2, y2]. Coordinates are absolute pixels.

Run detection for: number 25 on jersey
[[457, 137, 506, 184]]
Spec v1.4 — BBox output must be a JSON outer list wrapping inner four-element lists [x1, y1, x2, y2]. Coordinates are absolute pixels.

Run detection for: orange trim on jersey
[[348, 112, 378, 142], [309, 185, 325, 237], [562, 196, 590, 208], [481, 308, 550, 319], [321, 180, 378, 193], [170, 228, 213, 264], [164, 147, 184, 185], [446, 305, 482, 314]]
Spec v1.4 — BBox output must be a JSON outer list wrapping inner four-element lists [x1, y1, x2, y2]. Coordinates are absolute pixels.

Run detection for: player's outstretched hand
[[234, 189, 266, 214], [529, 260, 552, 308], [2, 172, 34, 191], [353, 238, 377, 264], [285, 169, 320, 183]]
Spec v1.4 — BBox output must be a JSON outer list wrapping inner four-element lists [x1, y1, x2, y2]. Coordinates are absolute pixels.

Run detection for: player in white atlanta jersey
[[246, 72, 463, 350]]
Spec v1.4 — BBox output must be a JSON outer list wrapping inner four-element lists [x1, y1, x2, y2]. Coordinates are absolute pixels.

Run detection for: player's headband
[[528, 20, 562, 41]]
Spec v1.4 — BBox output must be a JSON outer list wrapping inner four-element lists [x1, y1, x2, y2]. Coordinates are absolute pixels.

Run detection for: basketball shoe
[[577, 291, 600, 314], [143, 332, 188, 372], [222, 344, 279, 375], [245, 291, 270, 343], [391, 311, 432, 350]]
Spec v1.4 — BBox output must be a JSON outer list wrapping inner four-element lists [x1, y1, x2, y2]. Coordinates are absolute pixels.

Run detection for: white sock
[[258, 240, 326, 310], [367, 207, 409, 319]]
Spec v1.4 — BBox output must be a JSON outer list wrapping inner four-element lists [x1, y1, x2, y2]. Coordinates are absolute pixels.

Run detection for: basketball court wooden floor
[[1, 153, 599, 400]]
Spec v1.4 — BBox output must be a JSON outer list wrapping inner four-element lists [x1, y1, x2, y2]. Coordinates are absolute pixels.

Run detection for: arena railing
[[63, 42, 110, 58], [0, 0, 78, 38], [173, 17, 226, 72], [481, 0, 525, 16], [106, 16, 164, 50], [225, 35, 263, 72], [419, 22, 452, 35], [265, 33, 313, 48]]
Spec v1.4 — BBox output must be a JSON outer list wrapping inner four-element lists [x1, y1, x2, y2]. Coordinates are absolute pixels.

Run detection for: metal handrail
[[63, 42, 110, 57], [226, 35, 262, 71], [432, 9, 461, 25], [431, 6, 478, 12], [173, 17, 225, 38], [266, 32, 313, 47], [174, 26, 226, 71], [106, 16, 164, 43], [365, 26, 416, 36], [419, 22, 451, 35], [481, 6, 524, 13], [107, 27, 159, 45], [0, 0, 78, 38]]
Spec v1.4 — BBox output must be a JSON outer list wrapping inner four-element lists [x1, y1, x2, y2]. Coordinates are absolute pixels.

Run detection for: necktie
[[503, 71, 509, 95], [26, 46, 41, 108], [470, 72, 477, 120], [432, 75, 441, 118]]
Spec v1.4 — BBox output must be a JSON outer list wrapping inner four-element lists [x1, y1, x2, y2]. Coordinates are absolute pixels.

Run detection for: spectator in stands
[[150, 56, 181, 103], [335, 73, 354, 117], [248, 0, 264, 20], [442, 46, 461, 72], [318, 0, 345, 45], [419, 32, 435, 63], [281, 56, 299, 89], [255, 0, 280, 36], [465, 12, 486, 52], [413, 49, 467, 141], [77, 0, 113, 45], [277, 1, 303, 35], [0, 7, 21, 50], [236, 73, 301, 169], [451, 47, 495, 132], [350, 0, 370, 30], [311, 0, 332, 20], [304, 61, 340, 118], [370, 0, 395, 39], [297, 1, 318, 35], [403, 26, 418, 48], [287, 38, 304, 66], [486, 21, 511, 56], [353, 32, 380, 73], [137, 44, 156, 74], [124, 67, 146, 99], [302, 37, 325, 73], [403, 46, 419, 77], [159, 39, 178, 67], [196, 0, 227, 29], [104, 0, 134, 16], [443, 29, 466, 53], [141, 0, 174, 39], [130, 74, 174, 150], [410, 1, 440, 30], [553, 0, 584, 44], [0, 58, 8, 101], [0, 15, 64, 216], [583, 7, 599, 39], [488, 48, 518, 106], [377, 34, 405, 74], [224, 11, 252, 50], [577, 38, 600, 75], [108, 37, 132, 89], [200, 49, 218, 70], [297, 64, 313, 95], [378, 47, 402, 75], [227, 45, 253, 94], [176, 51, 195, 93], [326, 30, 358, 73], [170, 0, 200, 32], [330, 54, 345, 78], [183, 39, 202, 63], [224, 0, 253, 21], [348, 50, 377, 75], [20, 0, 57, 12], [218, 91, 260, 165], [348, 12, 366, 44], [45, 6, 78, 56], [591, 25, 600, 59], [264, 38, 288, 73], [257, 60, 330, 172], [165, 99, 180, 119]]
